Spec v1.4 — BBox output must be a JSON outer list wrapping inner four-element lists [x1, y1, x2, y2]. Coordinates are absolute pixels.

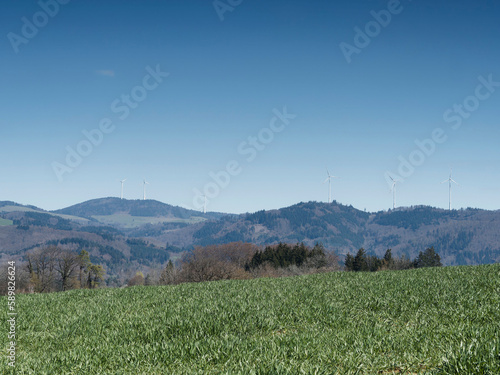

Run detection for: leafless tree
[[178, 242, 258, 283], [56, 250, 80, 291], [0, 261, 31, 295], [26, 246, 59, 292]]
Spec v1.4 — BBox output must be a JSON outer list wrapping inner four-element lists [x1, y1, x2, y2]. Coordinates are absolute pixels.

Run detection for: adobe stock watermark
[[384, 74, 500, 187], [52, 65, 169, 182], [339, 0, 411, 64], [6, 261, 16, 368], [213, 0, 243, 21], [192, 107, 297, 210], [7, 0, 71, 54]]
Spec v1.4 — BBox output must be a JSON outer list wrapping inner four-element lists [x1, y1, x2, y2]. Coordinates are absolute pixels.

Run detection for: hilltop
[[52, 197, 226, 225]]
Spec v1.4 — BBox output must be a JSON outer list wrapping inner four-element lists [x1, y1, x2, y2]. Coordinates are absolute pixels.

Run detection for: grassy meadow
[[1, 264, 499, 374], [0, 218, 13, 226], [91, 214, 206, 228]]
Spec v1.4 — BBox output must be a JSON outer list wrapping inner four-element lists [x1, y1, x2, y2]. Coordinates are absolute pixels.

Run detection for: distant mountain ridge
[[185, 201, 369, 249], [1, 198, 499, 271], [166, 202, 500, 266], [52, 197, 226, 221], [0, 201, 45, 212]]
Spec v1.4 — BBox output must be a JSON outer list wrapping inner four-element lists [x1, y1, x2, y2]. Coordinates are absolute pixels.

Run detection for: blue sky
[[1, 0, 499, 213]]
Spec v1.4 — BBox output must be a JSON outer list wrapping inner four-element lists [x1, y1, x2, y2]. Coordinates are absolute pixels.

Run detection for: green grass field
[[0, 206, 90, 224], [91, 214, 206, 228], [0, 218, 13, 226], [2, 265, 499, 374]]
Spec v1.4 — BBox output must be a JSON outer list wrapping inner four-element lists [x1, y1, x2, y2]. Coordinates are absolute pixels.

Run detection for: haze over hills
[[1, 198, 499, 282]]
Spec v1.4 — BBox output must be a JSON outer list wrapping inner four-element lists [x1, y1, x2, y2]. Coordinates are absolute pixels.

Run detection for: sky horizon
[[2, 0, 499, 214]]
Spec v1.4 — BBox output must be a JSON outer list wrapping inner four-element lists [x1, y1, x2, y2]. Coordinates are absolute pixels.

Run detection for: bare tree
[[178, 243, 258, 283], [25, 247, 105, 293], [56, 250, 80, 291], [159, 260, 178, 285], [128, 272, 145, 286], [26, 246, 59, 293], [0, 261, 31, 295]]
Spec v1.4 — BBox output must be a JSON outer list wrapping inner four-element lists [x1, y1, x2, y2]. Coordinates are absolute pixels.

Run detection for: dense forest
[[344, 247, 442, 272]]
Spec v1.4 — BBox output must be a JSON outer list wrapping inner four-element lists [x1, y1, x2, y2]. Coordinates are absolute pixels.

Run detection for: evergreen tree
[[344, 253, 354, 271], [308, 243, 327, 268], [383, 249, 393, 265], [246, 242, 331, 270], [414, 247, 442, 268], [159, 260, 176, 285], [366, 255, 382, 272], [353, 248, 368, 272]]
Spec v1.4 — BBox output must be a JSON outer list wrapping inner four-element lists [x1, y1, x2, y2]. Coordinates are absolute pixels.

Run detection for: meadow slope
[[1, 265, 499, 374]]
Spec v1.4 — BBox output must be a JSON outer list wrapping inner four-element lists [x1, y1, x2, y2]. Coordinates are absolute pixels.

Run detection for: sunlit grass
[[0, 218, 13, 226], [1, 264, 499, 374], [91, 214, 205, 228]]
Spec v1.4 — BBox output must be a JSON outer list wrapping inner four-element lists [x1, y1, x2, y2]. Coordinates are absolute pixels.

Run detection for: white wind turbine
[[389, 176, 400, 210], [143, 179, 150, 201], [323, 169, 339, 204], [441, 168, 460, 210], [119, 179, 127, 199]]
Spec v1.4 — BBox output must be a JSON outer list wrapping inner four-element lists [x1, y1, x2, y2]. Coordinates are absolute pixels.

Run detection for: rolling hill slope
[[53, 197, 224, 220], [154, 202, 500, 266], [1, 198, 500, 271]]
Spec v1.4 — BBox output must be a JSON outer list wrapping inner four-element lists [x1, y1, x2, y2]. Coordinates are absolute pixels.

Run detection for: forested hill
[[52, 197, 226, 220], [1, 198, 500, 268], [363, 206, 500, 265], [0, 201, 43, 211], [185, 201, 369, 249], [157, 203, 500, 266]]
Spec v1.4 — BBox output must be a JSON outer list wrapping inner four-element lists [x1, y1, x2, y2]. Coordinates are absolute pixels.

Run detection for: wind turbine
[[119, 179, 126, 199], [203, 194, 207, 214], [323, 169, 339, 204], [389, 176, 400, 210], [143, 179, 150, 201], [441, 168, 459, 210]]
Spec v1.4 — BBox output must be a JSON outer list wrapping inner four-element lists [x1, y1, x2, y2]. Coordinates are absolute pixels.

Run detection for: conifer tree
[[414, 247, 442, 268], [344, 253, 354, 271], [353, 248, 368, 272]]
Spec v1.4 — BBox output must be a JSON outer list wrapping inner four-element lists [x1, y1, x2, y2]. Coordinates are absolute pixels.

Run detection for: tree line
[[0, 246, 105, 295], [1, 242, 444, 294], [128, 242, 340, 287], [344, 247, 442, 272]]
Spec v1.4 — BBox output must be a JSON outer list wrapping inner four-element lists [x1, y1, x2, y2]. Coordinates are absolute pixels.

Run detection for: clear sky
[[1, 0, 499, 213]]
